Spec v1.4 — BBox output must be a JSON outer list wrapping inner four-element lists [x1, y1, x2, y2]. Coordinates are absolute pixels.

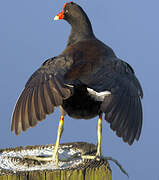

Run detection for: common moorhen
[[11, 2, 143, 165]]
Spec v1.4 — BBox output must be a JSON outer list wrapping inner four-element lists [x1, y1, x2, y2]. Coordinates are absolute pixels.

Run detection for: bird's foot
[[81, 148, 102, 161], [81, 154, 101, 161], [24, 153, 59, 167]]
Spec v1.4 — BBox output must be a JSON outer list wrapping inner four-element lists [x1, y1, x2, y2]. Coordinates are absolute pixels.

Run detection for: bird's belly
[[62, 92, 101, 119]]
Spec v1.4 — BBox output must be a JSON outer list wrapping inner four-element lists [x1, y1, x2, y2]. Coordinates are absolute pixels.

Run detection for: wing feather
[[110, 95, 127, 131], [21, 92, 30, 131], [43, 83, 54, 114], [135, 97, 143, 140], [14, 96, 23, 135], [28, 88, 37, 127], [128, 97, 139, 144], [39, 84, 48, 114], [122, 96, 135, 143]]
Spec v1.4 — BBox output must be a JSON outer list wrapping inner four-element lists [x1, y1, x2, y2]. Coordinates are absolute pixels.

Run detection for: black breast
[[62, 86, 101, 119]]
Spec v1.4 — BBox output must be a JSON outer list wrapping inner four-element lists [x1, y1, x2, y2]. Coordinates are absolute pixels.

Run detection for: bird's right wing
[[11, 56, 73, 135]]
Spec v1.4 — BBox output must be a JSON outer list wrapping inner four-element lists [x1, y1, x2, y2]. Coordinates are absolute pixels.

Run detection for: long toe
[[24, 154, 56, 162]]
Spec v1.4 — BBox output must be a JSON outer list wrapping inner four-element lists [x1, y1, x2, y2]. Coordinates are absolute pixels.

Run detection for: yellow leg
[[96, 114, 102, 157], [53, 115, 64, 167], [82, 114, 103, 160], [24, 115, 64, 167]]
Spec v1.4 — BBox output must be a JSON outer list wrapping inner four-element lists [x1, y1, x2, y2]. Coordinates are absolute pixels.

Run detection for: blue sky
[[0, 0, 158, 179]]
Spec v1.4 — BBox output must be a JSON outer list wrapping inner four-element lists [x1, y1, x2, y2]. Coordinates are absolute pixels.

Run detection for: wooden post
[[0, 142, 111, 180]]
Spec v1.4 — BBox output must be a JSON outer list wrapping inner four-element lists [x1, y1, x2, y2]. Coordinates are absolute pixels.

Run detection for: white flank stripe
[[87, 88, 111, 101]]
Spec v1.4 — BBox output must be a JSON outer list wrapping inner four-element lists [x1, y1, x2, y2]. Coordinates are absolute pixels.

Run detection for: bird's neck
[[67, 18, 95, 46]]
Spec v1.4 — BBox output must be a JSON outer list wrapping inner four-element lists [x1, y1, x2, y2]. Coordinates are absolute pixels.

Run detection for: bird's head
[[54, 2, 94, 45], [54, 2, 88, 25]]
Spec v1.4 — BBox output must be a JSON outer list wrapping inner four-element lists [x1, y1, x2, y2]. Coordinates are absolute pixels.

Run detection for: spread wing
[[11, 56, 73, 135], [87, 58, 143, 145]]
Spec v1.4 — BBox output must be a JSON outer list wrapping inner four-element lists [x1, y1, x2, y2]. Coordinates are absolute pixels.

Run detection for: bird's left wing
[[86, 58, 143, 145]]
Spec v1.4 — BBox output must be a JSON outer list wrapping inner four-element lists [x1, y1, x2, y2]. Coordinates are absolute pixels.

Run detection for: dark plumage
[[11, 2, 143, 145]]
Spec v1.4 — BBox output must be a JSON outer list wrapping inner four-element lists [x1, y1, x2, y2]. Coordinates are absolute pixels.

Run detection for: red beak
[[54, 11, 64, 20]]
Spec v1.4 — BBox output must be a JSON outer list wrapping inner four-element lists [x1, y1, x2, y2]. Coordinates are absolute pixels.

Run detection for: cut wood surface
[[0, 142, 111, 180]]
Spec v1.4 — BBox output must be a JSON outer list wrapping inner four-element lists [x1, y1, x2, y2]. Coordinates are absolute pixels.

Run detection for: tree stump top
[[0, 142, 111, 179]]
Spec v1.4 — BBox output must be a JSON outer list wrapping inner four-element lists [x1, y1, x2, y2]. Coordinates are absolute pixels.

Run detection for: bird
[[11, 1, 143, 164]]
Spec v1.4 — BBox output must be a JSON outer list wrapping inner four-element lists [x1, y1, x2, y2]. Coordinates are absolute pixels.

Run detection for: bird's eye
[[65, 9, 69, 13]]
